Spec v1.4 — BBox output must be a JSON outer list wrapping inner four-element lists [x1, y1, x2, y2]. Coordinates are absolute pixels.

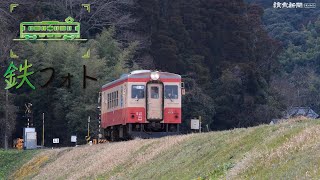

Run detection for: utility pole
[[98, 92, 102, 141], [42, 113, 45, 147], [4, 89, 8, 150], [98, 110, 101, 140]]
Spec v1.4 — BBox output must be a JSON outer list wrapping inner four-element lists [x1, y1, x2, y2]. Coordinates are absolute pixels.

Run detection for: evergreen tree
[[13, 28, 137, 145]]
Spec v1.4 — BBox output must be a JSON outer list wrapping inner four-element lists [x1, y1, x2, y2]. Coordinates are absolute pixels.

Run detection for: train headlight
[[150, 72, 160, 80]]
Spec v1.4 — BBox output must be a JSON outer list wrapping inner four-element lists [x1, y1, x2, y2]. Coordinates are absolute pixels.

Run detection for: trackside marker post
[[199, 116, 202, 133]]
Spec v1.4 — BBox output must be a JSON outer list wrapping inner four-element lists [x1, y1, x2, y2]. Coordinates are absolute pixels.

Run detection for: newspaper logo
[[273, 2, 316, 8]]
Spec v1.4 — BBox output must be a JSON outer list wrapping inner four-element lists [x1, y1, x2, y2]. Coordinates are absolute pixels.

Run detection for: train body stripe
[[101, 107, 181, 128]]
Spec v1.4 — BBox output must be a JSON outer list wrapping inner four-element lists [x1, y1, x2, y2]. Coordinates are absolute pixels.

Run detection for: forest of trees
[[1, 0, 320, 147]]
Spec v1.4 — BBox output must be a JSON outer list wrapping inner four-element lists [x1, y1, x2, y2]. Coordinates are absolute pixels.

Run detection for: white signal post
[[199, 116, 202, 133], [88, 116, 90, 136], [87, 116, 91, 143]]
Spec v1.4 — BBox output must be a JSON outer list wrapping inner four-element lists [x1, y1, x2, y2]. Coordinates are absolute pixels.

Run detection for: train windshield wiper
[[166, 96, 173, 102]]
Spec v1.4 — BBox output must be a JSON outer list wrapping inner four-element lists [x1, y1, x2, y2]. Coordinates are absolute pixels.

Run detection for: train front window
[[151, 87, 159, 99], [132, 85, 145, 99], [165, 85, 178, 99]]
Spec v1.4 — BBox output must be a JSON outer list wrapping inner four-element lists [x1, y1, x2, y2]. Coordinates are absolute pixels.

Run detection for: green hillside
[[0, 149, 37, 179], [4, 118, 320, 179]]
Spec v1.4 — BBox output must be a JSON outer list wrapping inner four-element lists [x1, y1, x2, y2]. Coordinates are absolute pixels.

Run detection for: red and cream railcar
[[100, 70, 183, 140]]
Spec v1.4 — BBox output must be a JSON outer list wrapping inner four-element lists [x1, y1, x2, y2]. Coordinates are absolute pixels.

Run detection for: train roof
[[102, 70, 181, 89]]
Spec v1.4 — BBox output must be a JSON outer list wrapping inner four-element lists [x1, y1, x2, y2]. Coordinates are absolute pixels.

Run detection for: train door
[[147, 83, 163, 120]]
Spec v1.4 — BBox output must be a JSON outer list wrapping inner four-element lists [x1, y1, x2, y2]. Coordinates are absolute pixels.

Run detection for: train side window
[[165, 85, 178, 99], [132, 85, 145, 99], [110, 92, 112, 109], [108, 93, 110, 109], [107, 93, 110, 109], [112, 92, 115, 108], [114, 91, 117, 107], [151, 87, 159, 99], [111, 92, 113, 108], [109, 93, 112, 109], [116, 91, 119, 106], [110, 93, 112, 108]]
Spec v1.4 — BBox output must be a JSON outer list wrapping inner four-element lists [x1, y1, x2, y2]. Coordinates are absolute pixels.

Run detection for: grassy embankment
[[5, 118, 320, 179], [0, 149, 38, 179]]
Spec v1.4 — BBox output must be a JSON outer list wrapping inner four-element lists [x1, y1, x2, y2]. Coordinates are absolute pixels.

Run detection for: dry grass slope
[[11, 118, 320, 179]]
